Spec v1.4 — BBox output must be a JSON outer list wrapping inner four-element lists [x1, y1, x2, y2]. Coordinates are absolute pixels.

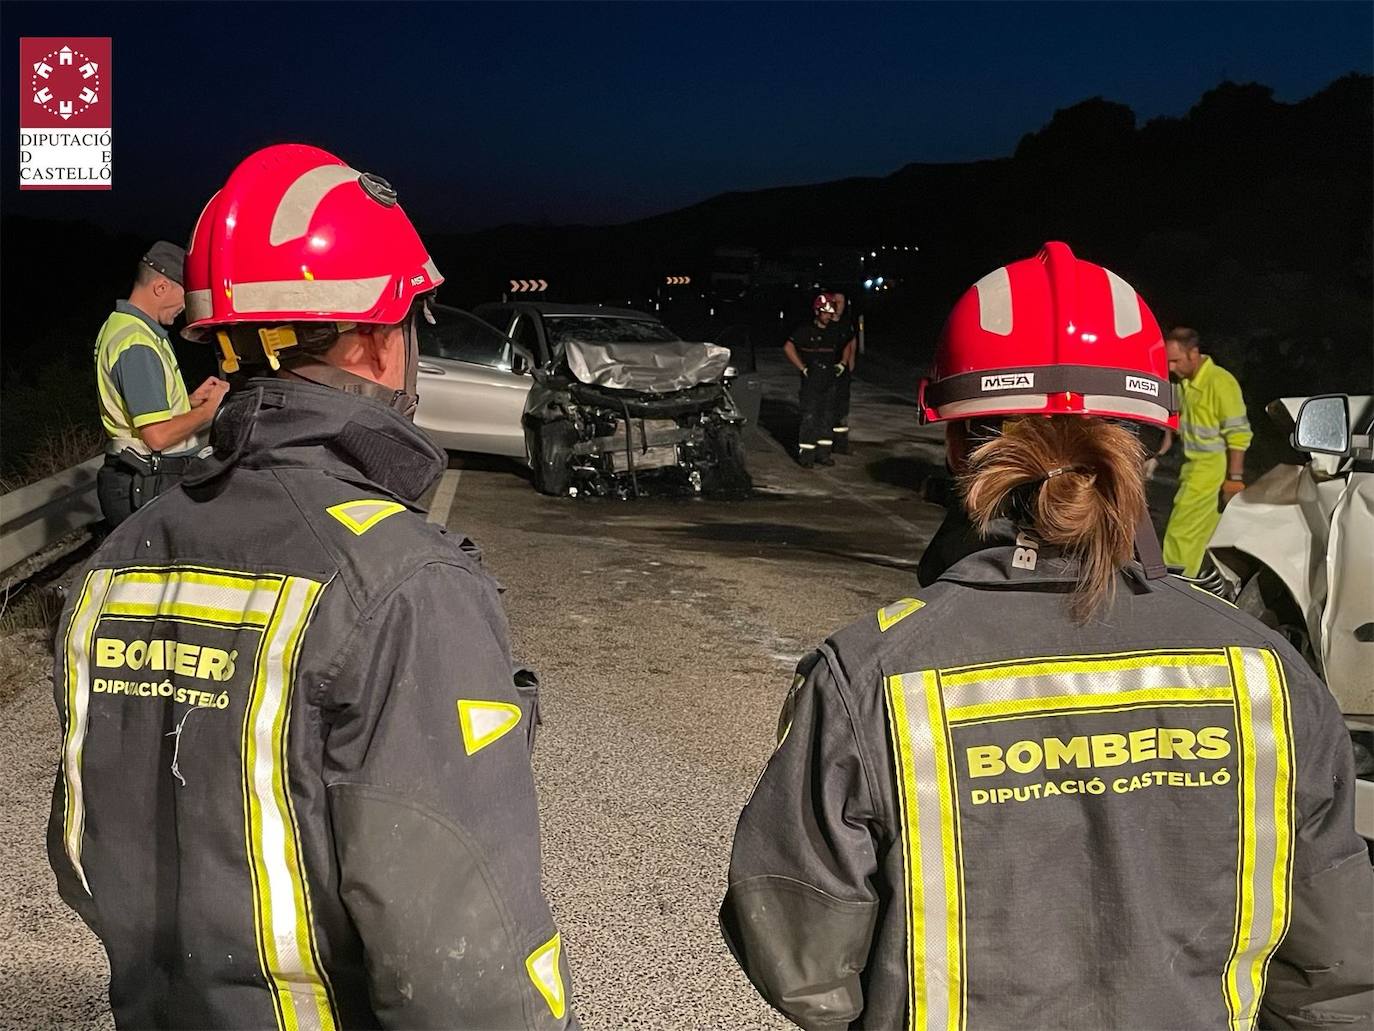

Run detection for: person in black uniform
[[49, 144, 577, 1030], [829, 291, 858, 454], [722, 243, 1372, 1031], [783, 293, 848, 467]]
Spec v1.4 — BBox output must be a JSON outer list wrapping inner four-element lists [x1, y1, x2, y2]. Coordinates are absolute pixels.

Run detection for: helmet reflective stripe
[[1082, 394, 1170, 423], [233, 275, 392, 316], [185, 289, 212, 323], [974, 266, 1013, 336], [1104, 268, 1143, 338], [269, 164, 360, 245], [939, 394, 1049, 420]]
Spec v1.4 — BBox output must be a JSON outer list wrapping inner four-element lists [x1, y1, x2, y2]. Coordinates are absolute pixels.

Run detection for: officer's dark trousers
[[798, 361, 837, 466], [831, 369, 851, 453], [97, 451, 190, 529]]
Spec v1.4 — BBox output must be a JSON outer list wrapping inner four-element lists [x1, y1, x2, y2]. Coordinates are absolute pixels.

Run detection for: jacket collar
[[184, 378, 445, 504], [935, 517, 1085, 588], [115, 300, 169, 340], [1186, 355, 1214, 389]]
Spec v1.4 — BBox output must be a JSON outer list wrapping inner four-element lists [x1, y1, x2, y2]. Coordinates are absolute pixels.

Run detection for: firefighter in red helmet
[[783, 293, 847, 466], [49, 144, 576, 1029], [722, 242, 1372, 1030]]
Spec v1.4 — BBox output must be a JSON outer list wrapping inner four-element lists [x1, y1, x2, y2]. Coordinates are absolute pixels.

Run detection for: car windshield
[[544, 315, 680, 361]]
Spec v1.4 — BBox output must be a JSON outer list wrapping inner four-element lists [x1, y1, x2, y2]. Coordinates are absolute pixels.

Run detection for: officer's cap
[[141, 241, 186, 286]]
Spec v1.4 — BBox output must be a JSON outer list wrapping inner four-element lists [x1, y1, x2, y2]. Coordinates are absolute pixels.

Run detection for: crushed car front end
[[525, 340, 752, 498]]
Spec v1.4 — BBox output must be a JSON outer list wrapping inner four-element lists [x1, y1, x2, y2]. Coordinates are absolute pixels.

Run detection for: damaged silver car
[[525, 334, 750, 497], [415, 302, 750, 497]]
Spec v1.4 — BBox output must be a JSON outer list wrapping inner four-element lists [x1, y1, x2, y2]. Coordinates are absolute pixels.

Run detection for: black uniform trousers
[[96, 450, 194, 529], [831, 370, 851, 453], [797, 358, 838, 466]]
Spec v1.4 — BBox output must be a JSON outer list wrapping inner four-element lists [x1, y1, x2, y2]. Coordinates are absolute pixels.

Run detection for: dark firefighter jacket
[[49, 379, 576, 1030], [722, 520, 1373, 1031]]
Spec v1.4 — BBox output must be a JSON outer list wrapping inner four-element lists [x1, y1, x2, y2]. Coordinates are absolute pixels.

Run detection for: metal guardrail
[[0, 456, 102, 576]]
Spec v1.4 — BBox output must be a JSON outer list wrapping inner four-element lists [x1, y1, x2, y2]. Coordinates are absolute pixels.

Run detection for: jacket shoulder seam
[[818, 642, 883, 827]]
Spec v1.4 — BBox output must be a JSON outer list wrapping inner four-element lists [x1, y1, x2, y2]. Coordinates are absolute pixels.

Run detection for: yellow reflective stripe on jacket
[[61, 563, 339, 1029], [104, 568, 284, 626], [885, 669, 966, 1031], [59, 568, 116, 893], [1222, 647, 1294, 1030], [93, 311, 192, 442], [884, 647, 1295, 1031], [241, 574, 336, 1031]]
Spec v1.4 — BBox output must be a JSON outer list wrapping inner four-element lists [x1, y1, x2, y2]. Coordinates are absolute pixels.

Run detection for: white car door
[[413, 305, 533, 460]]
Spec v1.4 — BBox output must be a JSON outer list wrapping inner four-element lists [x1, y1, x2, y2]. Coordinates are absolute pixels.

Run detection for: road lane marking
[[427, 468, 462, 526]]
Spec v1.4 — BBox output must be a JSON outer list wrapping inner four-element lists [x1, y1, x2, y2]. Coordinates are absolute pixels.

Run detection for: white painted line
[[427, 468, 461, 526]]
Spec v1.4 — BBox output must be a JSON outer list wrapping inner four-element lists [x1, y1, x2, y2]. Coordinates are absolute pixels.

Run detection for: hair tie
[[1043, 464, 1089, 480]]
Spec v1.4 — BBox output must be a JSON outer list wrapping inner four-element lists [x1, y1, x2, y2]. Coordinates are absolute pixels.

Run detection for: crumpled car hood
[[564, 339, 731, 393]]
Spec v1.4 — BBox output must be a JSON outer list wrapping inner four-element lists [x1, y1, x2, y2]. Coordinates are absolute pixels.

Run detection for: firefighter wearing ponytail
[[722, 243, 1371, 1031]]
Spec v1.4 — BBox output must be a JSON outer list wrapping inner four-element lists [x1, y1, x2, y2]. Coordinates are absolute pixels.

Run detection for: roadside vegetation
[[0, 357, 104, 490]]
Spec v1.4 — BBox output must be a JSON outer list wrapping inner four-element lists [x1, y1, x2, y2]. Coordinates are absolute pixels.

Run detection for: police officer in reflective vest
[[50, 145, 576, 1029], [722, 242, 1372, 1030], [92, 241, 229, 526], [784, 293, 848, 467]]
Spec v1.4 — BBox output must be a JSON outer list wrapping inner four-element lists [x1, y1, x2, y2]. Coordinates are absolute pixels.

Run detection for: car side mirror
[[1292, 394, 1351, 456]]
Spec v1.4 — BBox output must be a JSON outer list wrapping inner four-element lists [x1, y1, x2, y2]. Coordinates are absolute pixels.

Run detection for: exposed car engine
[[525, 341, 751, 498]]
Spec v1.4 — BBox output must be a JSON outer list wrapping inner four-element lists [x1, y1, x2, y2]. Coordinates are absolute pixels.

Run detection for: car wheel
[[703, 423, 751, 494], [1237, 569, 1317, 672], [530, 420, 576, 496]]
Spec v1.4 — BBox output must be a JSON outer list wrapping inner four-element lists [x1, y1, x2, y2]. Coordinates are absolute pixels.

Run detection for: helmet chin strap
[[1134, 508, 1167, 580], [280, 313, 421, 419]]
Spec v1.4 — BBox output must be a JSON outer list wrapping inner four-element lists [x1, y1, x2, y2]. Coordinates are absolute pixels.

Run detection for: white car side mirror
[[1292, 394, 1351, 456]]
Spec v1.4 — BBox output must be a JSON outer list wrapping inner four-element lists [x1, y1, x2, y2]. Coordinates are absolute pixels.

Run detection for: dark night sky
[[3, 1, 1371, 236]]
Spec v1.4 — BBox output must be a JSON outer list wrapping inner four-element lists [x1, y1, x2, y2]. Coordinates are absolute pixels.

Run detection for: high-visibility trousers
[[1163, 453, 1225, 576]]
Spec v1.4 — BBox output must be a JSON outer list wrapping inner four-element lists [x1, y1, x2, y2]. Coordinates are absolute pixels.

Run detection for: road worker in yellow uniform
[[49, 144, 576, 1030], [721, 242, 1372, 1031], [1162, 325, 1252, 575]]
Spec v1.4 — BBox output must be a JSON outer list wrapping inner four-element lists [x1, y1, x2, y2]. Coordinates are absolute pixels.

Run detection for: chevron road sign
[[664, 275, 691, 285], [509, 279, 548, 292]]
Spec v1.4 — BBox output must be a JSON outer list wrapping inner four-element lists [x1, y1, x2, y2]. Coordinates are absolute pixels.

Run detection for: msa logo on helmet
[[409, 274, 425, 286], [1125, 375, 1158, 397], [981, 372, 1034, 391]]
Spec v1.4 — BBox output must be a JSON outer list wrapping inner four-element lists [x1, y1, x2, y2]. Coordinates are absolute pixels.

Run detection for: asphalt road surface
[[2, 353, 949, 1029]]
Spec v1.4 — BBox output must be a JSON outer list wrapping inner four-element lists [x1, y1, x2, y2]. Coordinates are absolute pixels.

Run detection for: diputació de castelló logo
[[19, 37, 112, 190]]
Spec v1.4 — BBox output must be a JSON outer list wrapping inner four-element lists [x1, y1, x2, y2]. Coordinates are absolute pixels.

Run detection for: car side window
[[419, 307, 515, 370], [476, 306, 513, 335]]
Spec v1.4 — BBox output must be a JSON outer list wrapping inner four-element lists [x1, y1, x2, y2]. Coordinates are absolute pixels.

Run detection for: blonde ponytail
[[960, 417, 1148, 621]]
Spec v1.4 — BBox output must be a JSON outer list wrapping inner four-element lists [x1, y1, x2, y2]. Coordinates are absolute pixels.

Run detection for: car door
[[413, 304, 534, 459]]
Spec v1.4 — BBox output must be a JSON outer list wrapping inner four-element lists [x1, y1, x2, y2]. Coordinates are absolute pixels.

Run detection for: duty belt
[[105, 449, 196, 476]]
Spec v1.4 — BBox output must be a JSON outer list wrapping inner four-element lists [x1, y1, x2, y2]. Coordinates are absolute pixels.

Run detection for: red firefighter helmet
[[918, 242, 1177, 430], [183, 143, 442, 368], [813, 292, 836, 316]]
